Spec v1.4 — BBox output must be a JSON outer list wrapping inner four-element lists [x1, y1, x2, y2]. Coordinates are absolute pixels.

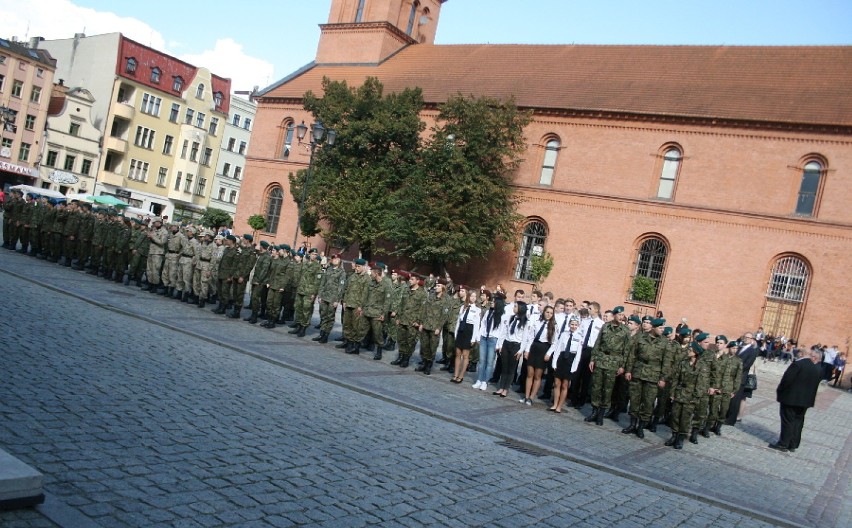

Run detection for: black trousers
[[569, 346, 593, 405], [778, 403, 807, 449]]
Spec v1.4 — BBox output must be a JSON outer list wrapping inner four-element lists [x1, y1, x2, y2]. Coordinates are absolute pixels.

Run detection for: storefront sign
[[0, 160, 38, 177], [115, 189, 131, 199]]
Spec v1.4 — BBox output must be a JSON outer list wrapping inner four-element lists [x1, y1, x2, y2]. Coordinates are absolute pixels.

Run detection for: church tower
[[316, 0, 447, 64]]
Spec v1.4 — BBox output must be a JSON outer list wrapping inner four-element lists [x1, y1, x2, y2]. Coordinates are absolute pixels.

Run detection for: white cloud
[[0, 0, 274, 92], [179, 38, 275, 92]]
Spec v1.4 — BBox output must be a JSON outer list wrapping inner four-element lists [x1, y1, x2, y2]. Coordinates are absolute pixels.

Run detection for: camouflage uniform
[[355, 271, 391, 354], [588, 320, 631, 422], [316, 260, 347, 340], [192, 234, 216, 307], [418, 292, 449, 371], [624, 329, 671, 433]]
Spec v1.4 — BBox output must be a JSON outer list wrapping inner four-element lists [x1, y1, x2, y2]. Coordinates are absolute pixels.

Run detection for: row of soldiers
[[586, 310, 744, 450]]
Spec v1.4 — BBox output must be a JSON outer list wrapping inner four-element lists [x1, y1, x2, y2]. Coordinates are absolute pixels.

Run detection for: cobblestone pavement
[[0, 248, 849, 527]]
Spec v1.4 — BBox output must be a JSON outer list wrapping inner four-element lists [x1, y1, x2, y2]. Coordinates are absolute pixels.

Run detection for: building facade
[[208, 96, 255, 219], [36, 84, 101, 195], [37, 33, 231, 220], [0, 37, 56, 189], [235, 0, 852, 348]]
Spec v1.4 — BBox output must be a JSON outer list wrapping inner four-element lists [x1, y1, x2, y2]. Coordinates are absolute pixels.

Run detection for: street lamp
[[0, 105, 17, 133], [293, 120, 336, 247]]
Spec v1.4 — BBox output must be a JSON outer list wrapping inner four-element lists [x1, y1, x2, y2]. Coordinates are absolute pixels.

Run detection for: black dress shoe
[[768, 443, 789, 452]]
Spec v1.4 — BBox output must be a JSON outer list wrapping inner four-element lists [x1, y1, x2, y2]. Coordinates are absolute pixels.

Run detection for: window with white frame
[[81, 159, 92, 176], [18, 142, 30, 161], [196, 84, 204, 99], [134, 126, 155, 149], [229, 190, 237, 203], [222, 163, 231, 176], [190, 142, 199, 162], [209, 117, 219, 136], [174, 171, 182, 191], [656, 147, 682, 200], [238, 141, 246, 155], [183, 173, 193, 193], [202, 147, 212, 166], [180, 140, 189, 159], [151, 67, 161, 83], [140, 93, 162, 116], [185, 108, 194, 125], [196, 112, 205, 129], [30, 86, 41, 103], [232, 114, 241, 126], [233, 166, 242, 180], [539, 138, 560, 185], [243, 118, 251, 131], [169, 103, 180, 123], [24, 114, 35, 131], [156, 167, 167, 187], [163, 135, 174, 155], [11, 80, 23, 97], [195, 177, 207, 196], [128, 159, 150, 182], [63, 154, 76, 171]]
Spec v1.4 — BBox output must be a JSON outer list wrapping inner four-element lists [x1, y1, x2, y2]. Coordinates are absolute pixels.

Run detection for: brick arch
[[536, 134, 562, 186], [626, 233, 670, 306], [262, 184, 286, 234], [792, 153, 829, 217], [514, 217, 549, 282], [278, 117, 296, 159]]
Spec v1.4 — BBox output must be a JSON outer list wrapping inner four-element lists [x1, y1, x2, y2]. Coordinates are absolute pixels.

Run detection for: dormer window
[[125, 57, 137, 74], [213, 91, 223, 108], [196, 83, 204, 99], [173, 76, 184, 92], [150, 67, 161, 83]]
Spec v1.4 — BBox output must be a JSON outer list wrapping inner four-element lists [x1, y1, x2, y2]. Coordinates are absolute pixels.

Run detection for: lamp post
[[293, 119, 336, 248]]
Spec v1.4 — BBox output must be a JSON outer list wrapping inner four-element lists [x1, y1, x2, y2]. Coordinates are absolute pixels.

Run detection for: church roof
[[259, 44, 852, 128]]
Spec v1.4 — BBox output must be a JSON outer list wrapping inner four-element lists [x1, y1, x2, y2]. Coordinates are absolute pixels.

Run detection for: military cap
[[678, 327, 691, 336], [330, 253, 341, 259], [226, 234, 237, 242], [398, 271, 411, 280], [281, 244, 291, 251], [375, 261, 386, 269], [612, 306, 625, 314], [627, 315, 642, 325], [214, 234, 224, 240], [437, 277, 448, 285], [568, 315, 580, 323], [308, 247, 318, 254], [260, 241, 270, 248], [417, 279, 425, 287], [691, 341, 704, 355], [290, 249, 298, 256], [727, 340, 740, 349], [641, 315, 653, 322], [662, 326, 673, 336], [152, 217, 163, 223], [185, 226, 196, 234], [716, 335, 729, 343], [695, 332, 710, 342], [202, 230, 214, 237], [243, 234, 253, 241], [354, 258, 367, 266], [651, 318, 666, 327]]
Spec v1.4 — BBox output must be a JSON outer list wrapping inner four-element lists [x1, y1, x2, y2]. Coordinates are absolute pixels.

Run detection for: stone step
[[0, 448, 44, 510]]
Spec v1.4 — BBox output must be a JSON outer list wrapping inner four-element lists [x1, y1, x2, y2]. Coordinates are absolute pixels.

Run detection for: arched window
[[630, 237, 668, 304], [539, 138, 560, 185], [173, 76, 184, 92], [213, 91, 223, 108], [656, 147, 682, 200], [514, 220, 547, 281], [355, 0, 366, 22], [196, 84, 205, 99], [795, 160, 823, 216], [265, 187, 284, 233], [761, 255, 810, 339], [150, 67, 161, 83], [125, 57, 137, 74], [280, 119, 295, 158], [406, 1, 420, 36]]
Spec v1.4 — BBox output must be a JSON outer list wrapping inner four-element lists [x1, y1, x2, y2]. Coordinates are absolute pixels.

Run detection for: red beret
[[417, 279, 425, 287], [398, 271, 410, 280]]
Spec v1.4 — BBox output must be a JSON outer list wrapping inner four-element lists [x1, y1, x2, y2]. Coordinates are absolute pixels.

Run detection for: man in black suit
[[725, 332, 759, 425], [769, 348, 822, 453]]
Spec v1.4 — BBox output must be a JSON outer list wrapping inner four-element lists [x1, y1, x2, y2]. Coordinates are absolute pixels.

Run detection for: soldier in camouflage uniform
[[706, 335, 734, 436], [383, 270, 404, 352], [712, 341, 743, 436], [16, 194, 34, 254], [1, 189, 19, 248], [76, 204, 95, 270], [623, 317, 671, 438], [177, 226, 199, 301], [338, 259, 370, 351], [439, 284, 463, 370], [128, 220, 150, 286], [393, 273, 426, 369], [192, 230, 216, 308], [160, 223, 184, 295], [353, 263, 391, 357], [245, 241, 273, 324], [61, 202, 81, 267], [690, 332, 718, 443], [291, 248, 322, 336], [110, 216, 131, 283], [416, 280, 449, 375], [26, 196, 46, 257], [89, 209, 106, 272], [49, 202, 68, 263], [212, 235, 238, 314], [281, 248, 299, 323], [585, 306, 631, 426], [666, 341, 711, 450], [209, 235, 225, 300], [314, 253, 346, 343], [228, 234, 257, 319], [145, 218, 168, 291], [650, 326, 679, 431], [261, 246, 288, 329]]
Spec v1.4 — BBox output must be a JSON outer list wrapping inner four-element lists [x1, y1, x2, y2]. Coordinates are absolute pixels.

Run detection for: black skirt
[[555, 352, 575, 379], [456, 323, 474, 349], [528, 340, 550, 370]]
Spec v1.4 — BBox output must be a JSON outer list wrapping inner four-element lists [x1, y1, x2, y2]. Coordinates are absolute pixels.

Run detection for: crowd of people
[[2, 189, 846, 453]]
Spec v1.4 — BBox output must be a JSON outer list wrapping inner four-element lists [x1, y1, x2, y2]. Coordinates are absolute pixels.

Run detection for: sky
[[1, 0, 850, 93]]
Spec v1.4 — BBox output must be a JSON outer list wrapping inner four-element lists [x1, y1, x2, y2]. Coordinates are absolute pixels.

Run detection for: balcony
[[104, 136, 128, 153], [99, 170, 125, 187], [113, 102, 135, 120]]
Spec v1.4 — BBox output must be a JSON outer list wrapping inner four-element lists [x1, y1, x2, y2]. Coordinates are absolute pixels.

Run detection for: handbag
[[744, 364, 758, 391]]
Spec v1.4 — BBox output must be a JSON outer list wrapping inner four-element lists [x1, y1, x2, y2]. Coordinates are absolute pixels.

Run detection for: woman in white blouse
[[452, 290, 481, 383], [549, 316, 582, 413], [520, 305, 556, 405], [493, 301, 528, 397]]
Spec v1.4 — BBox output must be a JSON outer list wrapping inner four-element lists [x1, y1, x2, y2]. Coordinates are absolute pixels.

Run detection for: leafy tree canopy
[[200, 207, 232, 230]]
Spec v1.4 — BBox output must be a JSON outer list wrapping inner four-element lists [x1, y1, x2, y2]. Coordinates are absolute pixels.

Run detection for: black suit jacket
[[776, 358, 822, 408], [737, 344, 759, 386]]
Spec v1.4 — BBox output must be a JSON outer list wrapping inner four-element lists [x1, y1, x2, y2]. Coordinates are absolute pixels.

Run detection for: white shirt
[[455, 304, 482, 344], [522, 318, 552, 352], [478, 307, 503, 340], [496, 313, 526, 349], [581, 317, 604, 349], [549, 326, 584, 371]]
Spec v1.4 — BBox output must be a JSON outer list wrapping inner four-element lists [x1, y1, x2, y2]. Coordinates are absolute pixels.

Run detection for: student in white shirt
[[473, 293, 504, 391], [493, 301, 528, 397], [549, 316, 582, 412], [519, 305, 556, 405], [452, 290, 481, 384]]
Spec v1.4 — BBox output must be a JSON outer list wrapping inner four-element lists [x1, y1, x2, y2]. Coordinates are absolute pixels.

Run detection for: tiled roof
[[0, 38, 57, 68], [259, 44, 852, 127]]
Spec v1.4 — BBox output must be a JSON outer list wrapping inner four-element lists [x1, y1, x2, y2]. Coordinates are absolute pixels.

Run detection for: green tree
[[289, 76, 424, 259], [529, 251, 554, 289], [200, 207, 232, 231], [247, 214, 268, 240], [631, 276, 658, 304], [387, 94, 531, 271]]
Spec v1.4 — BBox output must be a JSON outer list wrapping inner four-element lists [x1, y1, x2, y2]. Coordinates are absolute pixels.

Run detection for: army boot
[[584, 407, 599, 423], [689, 428, 699, 444], [422, 361, 432, 375], [312, 332, 324, 342], [197, 299, 205, 309], [384, 339, 396, 351], [621, 417, 638, 435], [647, 416, 659, 433], [288, 325, 301, 335], [247, 312, 259, 324], [635, 420, 645, 439], [700, 422, 711, 438], [335, 340, 349, 349], [181, 291, 189, 302], [399, 356, 410, 368], [317, 332, 329, 344], [228, 307, 242, 319], [711, 421, 722, 436], [664, 432, 678, 446], [296, 326, 307, 337], [390, 354, 402, 366], [415, 361, 426, 372], [674, 434, 685, 450], [347, 343, 360, 355], [372, 348, 383, 361]]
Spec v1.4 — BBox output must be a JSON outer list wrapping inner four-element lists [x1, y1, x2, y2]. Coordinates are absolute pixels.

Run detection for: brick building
[[236, 0, 852, 347]]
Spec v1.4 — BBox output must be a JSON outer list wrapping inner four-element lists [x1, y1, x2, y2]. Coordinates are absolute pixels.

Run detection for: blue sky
[[1, 0, 850, 92]]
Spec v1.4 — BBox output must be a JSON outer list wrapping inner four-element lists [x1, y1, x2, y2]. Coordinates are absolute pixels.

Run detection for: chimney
[[58, 79, 64, 86], [28, 36, 44, 48]]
